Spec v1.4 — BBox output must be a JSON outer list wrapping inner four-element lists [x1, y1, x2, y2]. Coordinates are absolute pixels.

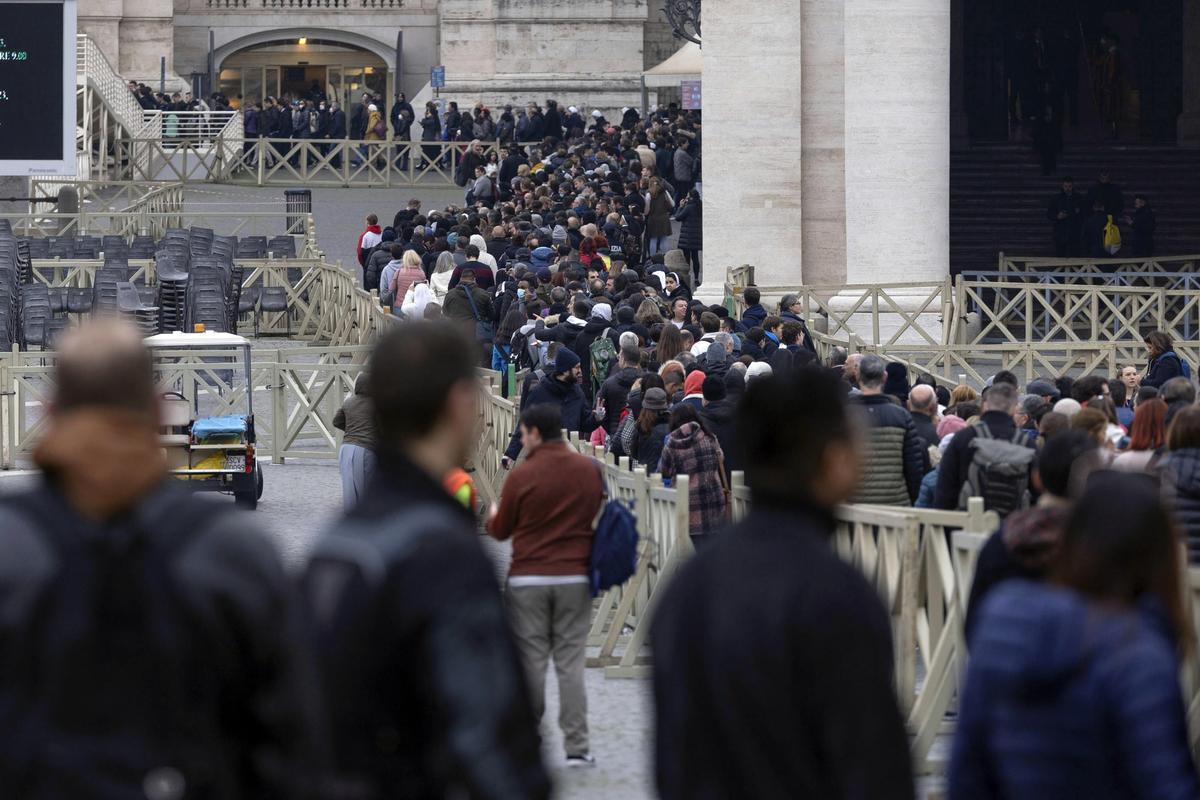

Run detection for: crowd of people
[[1046, 170, 1156, 258], [6, 308, 1200, 797]]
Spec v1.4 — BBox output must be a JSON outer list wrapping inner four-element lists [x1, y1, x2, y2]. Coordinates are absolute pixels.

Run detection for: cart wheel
[[255, 463, 265, 499]]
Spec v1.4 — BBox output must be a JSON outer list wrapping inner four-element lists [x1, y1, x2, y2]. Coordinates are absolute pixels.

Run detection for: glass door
[[265, 66, 281, 101], [327, 65, 343, 111]]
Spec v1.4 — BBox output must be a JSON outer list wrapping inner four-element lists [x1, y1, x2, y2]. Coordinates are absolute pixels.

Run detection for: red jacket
[[356, 224, 382, 266]]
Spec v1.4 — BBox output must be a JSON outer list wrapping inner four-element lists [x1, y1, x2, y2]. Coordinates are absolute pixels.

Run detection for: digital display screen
[[0, 1, 74, 175]]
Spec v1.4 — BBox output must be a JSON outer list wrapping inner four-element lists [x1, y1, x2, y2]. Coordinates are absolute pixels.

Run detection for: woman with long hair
[[1112, 397, 1166, 473], [656, 323, 687, 365], [644, 176, 675, 256], [1142, 330, 1187, 389], [950, 470, 1197, 798], [636, 298, 666, 329], [630, 387, 672, 471], [429, 250, 457, 304], [659, 404, 727, 548], [1162, 406, 1200, 562]]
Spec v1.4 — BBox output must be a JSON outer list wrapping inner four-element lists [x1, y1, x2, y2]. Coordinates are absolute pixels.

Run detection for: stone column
[[695, 0, 803, 303], [800, 0, 847, 288], [1179, 0, 1200, 145], [838, 0, 950, 341]]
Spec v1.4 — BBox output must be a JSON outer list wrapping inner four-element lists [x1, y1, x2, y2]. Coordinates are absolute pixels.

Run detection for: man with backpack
[[302, 322, 550, 799], [0, 321, 326, 798], [934, 382, 1036, 516], [573, 302, 619, 400], [487, 404, 605, 768]]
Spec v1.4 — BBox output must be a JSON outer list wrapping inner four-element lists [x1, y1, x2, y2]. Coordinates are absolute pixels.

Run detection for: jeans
[[506, 582, 591, 757], [648, 235, 671, 256]]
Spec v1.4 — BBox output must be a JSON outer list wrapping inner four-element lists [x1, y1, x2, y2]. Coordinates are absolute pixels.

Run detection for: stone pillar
[[843, 0, 949, 286], [696, 0, 803, 303], [1179, 0, 1200, 145], [800, 0, 847, 288], [838, 0, 950, 342]]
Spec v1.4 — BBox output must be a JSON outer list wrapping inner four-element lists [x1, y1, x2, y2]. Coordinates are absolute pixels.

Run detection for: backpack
[[0, 486, 233, 796], [1165, 351, 1193, 380], [1103, 215, 1122, 254], [588, 465, 639, 596], [958, 423, 1036, 518], [589, 327, 617, 397]]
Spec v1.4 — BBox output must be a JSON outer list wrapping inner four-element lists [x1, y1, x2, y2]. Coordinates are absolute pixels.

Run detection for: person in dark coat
[[652, 365, 914, 800], [326, 101, 347, 168], [672, 190, 703, 284], [303, 324, 550, 800], [629, 388, 672, 471], [741, 286, 767, 330], [906, 384, 938, 448], [777, 294, 816, 353], [950, 471, 1197, 800], [571, 305, 619, 399], [934, 383, 1035, 511], [1079, 200, 1111, 259], [883, 362, 911, 404], [1123, 194, 1156, 257], [1046, 177, 1083, 257], [699, 375, 740, 479], [1086, 170, 1124, 219], [502, 348, 595, 464], [1141, 330, 1186, 389], [598, 346, 642, 436], [964, 431, 1097, 640], [853, 355, 925, 506]]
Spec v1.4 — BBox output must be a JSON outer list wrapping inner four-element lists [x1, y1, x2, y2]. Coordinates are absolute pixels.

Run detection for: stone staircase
[[950, 142, 1200, 273]]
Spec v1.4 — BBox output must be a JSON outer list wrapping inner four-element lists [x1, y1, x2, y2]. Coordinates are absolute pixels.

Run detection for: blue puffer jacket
[[1163, 448, 1200, 563], [950, 581, 1198, 800]]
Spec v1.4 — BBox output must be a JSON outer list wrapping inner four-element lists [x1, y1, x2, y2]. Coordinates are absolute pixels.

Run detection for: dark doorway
[[960, 0, 1182, 142], [282, 66, 329, 103]]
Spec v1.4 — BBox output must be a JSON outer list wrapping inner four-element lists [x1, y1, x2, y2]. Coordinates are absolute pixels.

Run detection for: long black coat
[[651, 503, 914, 800], [673, 199, 702, 251]]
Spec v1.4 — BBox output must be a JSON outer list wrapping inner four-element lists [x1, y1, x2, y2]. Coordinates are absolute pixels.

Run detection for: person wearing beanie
[[704, 340, 733, 380], [723, 367, 746, 403], [503, 347, 595, 465], [553, 225, 569, 248], [700, 374, 740, 479], [571, 302, 620, 399]]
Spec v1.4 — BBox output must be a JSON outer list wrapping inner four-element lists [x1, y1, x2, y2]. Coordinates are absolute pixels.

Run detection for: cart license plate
[[224, 455, 246, 471]]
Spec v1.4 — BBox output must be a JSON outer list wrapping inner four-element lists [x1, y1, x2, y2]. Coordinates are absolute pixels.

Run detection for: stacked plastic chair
[[91, 267, 126, 315], [0, 236, 19, 351], [237, 236, 266, 259], [75, 235, 101, 259], [20, 283, 51, 349], [155, 253, 189, 333], [130, 235, 157, 260], [117, 282, 160, 337], [186, 261, 231, 333], [267, 235, 296, 258], [23, 237, 49, 260]]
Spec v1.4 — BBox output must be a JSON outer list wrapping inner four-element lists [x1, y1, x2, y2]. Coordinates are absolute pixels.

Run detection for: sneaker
[[565, 754, 596, 768]]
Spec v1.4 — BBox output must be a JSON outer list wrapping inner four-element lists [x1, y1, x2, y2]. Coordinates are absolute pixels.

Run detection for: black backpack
[[0, 485, 236, 797], [958, 423, 1036, 518]]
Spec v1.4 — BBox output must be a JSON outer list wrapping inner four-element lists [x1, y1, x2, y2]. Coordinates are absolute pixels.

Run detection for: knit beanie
[[553, 348, 580, 374]]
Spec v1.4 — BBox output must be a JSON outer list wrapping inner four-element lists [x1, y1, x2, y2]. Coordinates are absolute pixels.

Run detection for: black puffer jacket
[[1164, 448, 1200, 563], [701, 399, 741, 478], [598, 366, 641, 435], [504, 375, 594, 460], [853, 394, 925, 505]]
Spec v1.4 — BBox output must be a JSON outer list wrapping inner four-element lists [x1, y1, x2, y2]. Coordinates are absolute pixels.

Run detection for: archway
[[214, 29, 395, 109]]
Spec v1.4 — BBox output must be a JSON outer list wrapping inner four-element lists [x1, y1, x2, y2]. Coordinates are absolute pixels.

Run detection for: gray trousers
[[338, 443, 375, 512], [506, 582, 591, 757]]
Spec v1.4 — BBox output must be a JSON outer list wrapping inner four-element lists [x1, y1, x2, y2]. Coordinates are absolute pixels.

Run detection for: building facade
[[80, 0, 678, 113]]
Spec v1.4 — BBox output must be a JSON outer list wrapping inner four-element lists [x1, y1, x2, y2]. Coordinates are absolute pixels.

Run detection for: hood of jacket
[[582, 318, 610, 335], [354, 373, 370, 395], [1000, 504, 1070, 573], [531, 246, 555, 268], [668, 421, 703, 447]]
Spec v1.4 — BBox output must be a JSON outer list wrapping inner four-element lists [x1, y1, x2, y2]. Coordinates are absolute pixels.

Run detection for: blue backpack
[[588, 471, 639, 597]]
